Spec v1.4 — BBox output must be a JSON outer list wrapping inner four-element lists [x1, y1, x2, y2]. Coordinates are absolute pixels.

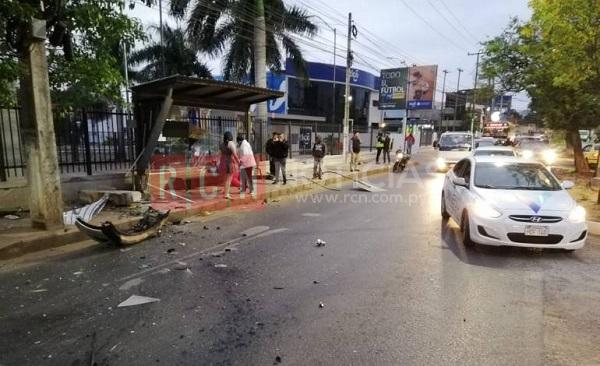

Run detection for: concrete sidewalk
[[0, 151, 390, 260]]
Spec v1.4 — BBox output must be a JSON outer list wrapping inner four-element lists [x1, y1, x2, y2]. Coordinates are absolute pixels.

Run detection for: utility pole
[[468, 50, 484, 138], [342, 12, 354, 163], [158, 0, 165, 76], [332, 28, 337, 126], [441, 69, 449, 132], [20, 18, 64, 229], [254, 0, 268, 130], [453, 68, 463, 130]]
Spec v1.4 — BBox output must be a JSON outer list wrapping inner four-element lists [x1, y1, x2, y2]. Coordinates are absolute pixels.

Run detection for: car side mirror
[[562, 180, 575, 190], [452, 176, 469, 188]]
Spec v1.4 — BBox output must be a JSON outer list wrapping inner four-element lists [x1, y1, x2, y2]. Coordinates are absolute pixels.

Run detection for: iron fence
[[0, 107, 136, 181]]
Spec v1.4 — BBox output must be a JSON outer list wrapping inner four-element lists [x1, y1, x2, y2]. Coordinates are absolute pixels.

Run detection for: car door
[[453, 159, 472, 219], [446, 160, 466, 219]]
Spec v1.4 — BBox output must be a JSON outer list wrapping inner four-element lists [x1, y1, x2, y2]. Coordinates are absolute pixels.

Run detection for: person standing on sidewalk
[[271, 133, 289, 185], [237, 134, 256, 195], [312, 135, 326, 179], [220, 131, 239, 199], [375, 133, 384, 164], [265, 132, 277, 179], [350, 131, 361, 172], [405, 132, 415, 154], [383, 132, 392, 164]]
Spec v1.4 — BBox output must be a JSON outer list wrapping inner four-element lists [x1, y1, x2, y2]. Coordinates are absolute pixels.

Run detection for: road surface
[[1, 152, 600, 366]]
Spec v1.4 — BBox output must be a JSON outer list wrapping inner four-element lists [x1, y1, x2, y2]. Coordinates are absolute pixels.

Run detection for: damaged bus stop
[[130, 75, 283, 193]]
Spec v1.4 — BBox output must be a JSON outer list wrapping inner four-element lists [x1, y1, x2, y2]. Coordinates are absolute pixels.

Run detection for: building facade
[[266, 59, 381, 131]]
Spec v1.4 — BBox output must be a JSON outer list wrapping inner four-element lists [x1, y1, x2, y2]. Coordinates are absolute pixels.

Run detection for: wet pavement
[[1, 156, 600, 366]]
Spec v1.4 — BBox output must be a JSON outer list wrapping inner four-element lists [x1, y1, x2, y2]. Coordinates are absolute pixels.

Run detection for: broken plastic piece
[[117, 295, 160, 307], [315, 239, 326, 247]]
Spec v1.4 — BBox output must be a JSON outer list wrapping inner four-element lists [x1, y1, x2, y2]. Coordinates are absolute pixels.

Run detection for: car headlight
[[472, 199, 502, 218], [542, 149, 557, 164], [522, 150, 534, 159], [568, 205, 586, 223], [396, 152, 404, 160], [436, 157, 446, 169]]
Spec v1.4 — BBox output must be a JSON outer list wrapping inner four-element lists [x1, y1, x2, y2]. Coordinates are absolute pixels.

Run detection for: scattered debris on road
[[313, 280, 320, 284], [315, 239, 326, 247], [166, 248, 176, 254], [4, 214, 21, 220], [119, 278, 144, 291], [173, 262, 190, 270], [75, 207, 169, 245], [273, 286, 285, 290], [117, 295, 160, 307], [214, 264, 228, 268], [275, 355, 282, 364], [319, 302, 325, 308]]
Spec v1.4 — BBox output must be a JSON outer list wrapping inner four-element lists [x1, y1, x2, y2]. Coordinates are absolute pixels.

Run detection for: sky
[[128, 0, 532, 110]]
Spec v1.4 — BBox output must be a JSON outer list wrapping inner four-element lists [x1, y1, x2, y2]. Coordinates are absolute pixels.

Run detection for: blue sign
[[284, 59, 379, 90], [266, 72, 287, 114], [407, 100, 433, 109]]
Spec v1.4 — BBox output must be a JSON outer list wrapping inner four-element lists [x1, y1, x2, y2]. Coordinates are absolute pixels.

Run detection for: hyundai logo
[[530, 216, 543, 223]]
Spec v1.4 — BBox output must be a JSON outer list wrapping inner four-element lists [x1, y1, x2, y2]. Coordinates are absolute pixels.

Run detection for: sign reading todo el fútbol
[[379, 68, 408, 110]]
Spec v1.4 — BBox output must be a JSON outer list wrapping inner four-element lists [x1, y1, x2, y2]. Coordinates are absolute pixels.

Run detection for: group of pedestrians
[[219, 132, 256, 199], [375, 132, 392, 164], [265, 132, 289, 185]]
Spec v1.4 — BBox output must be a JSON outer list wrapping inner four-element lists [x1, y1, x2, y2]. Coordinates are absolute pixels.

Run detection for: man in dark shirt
[[383, 133, 391, 164], [350, 132, 361, 172], [265, 132, 277, 179], [271, 133, 289, 184]]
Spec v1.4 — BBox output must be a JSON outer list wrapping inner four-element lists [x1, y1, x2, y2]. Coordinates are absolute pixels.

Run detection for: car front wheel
[[441, 192, 450, 219], [461, 212, 475, 247]]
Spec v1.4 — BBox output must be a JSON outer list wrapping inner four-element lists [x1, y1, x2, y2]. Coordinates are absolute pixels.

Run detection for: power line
[[426, 0, 478, 46], [398, 0, 470, 53], [437, 0, 481, 43]]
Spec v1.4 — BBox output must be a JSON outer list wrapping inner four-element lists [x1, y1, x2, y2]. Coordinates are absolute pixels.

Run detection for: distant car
[[474, 138, 497, 148], [473, 146, 516, 157], [434, 132, 473, 171], [515, 139, 557, 165], [441, 156, 587, 250], [584, 143, 599, 168]]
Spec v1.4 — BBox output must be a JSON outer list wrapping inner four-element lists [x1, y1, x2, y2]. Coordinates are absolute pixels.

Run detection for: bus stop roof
[[131, 75, 284, 111]]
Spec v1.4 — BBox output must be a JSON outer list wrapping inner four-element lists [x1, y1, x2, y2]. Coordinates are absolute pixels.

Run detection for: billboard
[[379, 68, 408, 110], [266, 72, 287, 114], [407, 65, 437, 109]]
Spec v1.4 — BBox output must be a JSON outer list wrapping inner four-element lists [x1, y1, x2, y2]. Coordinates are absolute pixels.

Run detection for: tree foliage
[[138, 0, 317, 82], [129, 25, 212, 82], [0, 0, 144, 108], [481, 0, 600, 172]]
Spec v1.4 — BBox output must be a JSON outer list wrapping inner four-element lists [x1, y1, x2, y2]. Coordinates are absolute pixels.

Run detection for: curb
[[0, 165, 390, 260], [588, 221, 600, 236]]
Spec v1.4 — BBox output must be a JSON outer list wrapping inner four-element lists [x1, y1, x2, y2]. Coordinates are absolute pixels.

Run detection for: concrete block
[[79, 190, 142, 206]]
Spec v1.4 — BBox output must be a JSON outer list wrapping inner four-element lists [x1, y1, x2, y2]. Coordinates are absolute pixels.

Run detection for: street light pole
[[453, 68, 463, 130], [441, 69, 449, 132], [343, 12, 353, 163], [468, 50, 484, 139]]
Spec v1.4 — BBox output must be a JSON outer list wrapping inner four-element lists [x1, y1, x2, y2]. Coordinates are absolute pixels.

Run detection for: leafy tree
[[0, 0, 144, 108], [482, 0, 600, 173], [129, 25, 211, 82]]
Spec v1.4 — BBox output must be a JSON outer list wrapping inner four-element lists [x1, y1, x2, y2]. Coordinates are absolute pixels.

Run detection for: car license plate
[[525, 226, 549, 237]]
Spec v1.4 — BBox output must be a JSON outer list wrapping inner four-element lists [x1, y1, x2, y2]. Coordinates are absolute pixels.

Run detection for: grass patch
[[553, 168, 600, 222]]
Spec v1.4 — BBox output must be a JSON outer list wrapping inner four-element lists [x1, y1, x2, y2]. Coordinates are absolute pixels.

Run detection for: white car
[[435, 132, 473, 171], [441, 156, 587, 250], [473, 146, 516, 157]]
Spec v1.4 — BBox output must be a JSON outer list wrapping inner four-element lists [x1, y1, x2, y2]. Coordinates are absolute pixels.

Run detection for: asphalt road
[[1, 153, 600, 366]]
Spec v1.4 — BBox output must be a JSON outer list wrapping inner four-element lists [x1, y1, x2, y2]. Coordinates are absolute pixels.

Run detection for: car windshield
[[474, 162, 561, 190], [476, 140, 495, 147], [439, 134, 472, 150], [474, 150, 514, 157]]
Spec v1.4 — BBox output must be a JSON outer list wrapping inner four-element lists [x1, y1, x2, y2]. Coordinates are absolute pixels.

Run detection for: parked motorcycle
[[392, 149, 410, 173]]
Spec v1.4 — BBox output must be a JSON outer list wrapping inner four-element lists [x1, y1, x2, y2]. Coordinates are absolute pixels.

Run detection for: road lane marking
[[116, 226, 287, 283]]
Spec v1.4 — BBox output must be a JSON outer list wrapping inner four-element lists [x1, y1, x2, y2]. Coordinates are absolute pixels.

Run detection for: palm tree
[[183, 0, 317, 82], [129, 25, 211, 82]]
